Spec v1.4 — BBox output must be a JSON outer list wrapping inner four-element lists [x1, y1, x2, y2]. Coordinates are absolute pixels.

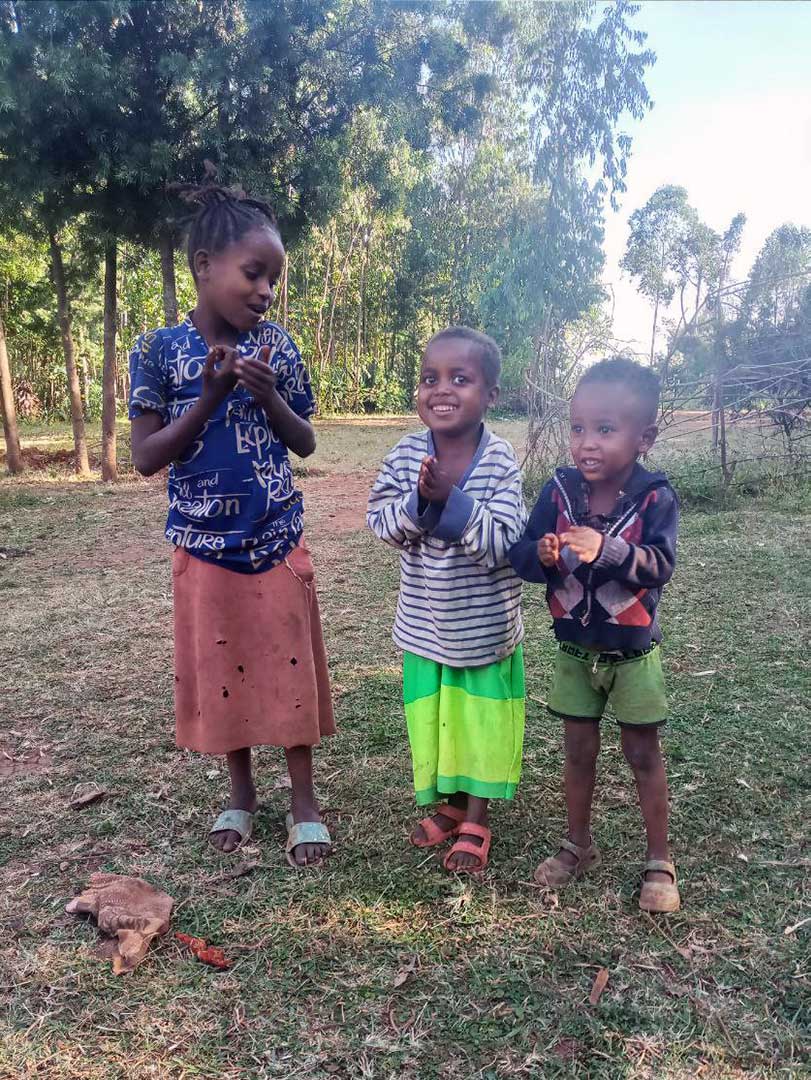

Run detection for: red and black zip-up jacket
[[509, 464, 678, 652]]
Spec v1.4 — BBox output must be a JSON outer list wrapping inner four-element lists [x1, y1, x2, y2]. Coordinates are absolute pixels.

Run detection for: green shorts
[[548, 641, 667, 728]]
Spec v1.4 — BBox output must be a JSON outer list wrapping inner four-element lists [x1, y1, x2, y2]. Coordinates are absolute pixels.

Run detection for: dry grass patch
[[0, 421, 808, 1078]]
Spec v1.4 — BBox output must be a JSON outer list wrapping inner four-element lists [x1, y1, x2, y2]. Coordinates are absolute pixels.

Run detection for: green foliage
[[622, 185, 698, 315], [0, 0, 657, 422]]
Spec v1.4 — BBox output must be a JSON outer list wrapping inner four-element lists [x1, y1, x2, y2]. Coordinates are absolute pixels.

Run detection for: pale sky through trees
[[603, 0, 811, 355]]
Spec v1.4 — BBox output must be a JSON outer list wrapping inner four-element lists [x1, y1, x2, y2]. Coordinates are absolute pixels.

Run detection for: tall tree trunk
[[326, 224, 361, 370], [101, 238, 118, 482], [282, 255, 289, 326], [49, 230, 90, 475], [274, 255, 289, 325], [158, 230, 178, 326], [315, 227, 336, 377], [0, 312, 23, 474], [649, 291, 660, 367]]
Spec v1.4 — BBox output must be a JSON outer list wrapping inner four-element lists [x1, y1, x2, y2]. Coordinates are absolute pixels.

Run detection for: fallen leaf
[[272, 773, 293, 790], [690, 670, 717, 677], [588, 967, 609, 1005], [391, 954, 418, 988], [208, 859, 260, 884], [69, 784, 107, 810], [176, 931, 231, 969]]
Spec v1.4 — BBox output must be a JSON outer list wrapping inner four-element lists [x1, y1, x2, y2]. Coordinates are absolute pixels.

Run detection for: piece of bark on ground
[[65, 872, 174, 974]]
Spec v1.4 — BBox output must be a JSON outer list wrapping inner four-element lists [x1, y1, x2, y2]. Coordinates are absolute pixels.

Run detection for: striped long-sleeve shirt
[[367, 426, 527, 668]]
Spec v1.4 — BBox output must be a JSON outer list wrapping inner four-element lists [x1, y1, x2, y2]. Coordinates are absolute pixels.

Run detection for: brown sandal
[[534, 838, 601, 887], [443, 822, 491, 874], [639, 859, 680, 913], [410, 803, 467, 848]]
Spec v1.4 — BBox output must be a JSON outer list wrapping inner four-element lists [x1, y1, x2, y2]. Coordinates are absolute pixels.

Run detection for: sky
[[603, 0, 811, 355]]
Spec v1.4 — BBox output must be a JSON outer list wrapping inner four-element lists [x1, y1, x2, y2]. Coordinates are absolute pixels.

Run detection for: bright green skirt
[[403, 646, 525, 806]]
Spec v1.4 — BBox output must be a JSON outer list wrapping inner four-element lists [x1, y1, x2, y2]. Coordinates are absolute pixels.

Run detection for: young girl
[[367, 327, 526, 873], [129, 185, 335, 867]]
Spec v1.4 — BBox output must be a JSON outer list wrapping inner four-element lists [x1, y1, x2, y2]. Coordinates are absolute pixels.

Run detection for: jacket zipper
[[581, 569, 593, 626], [580, 495, 643, 628]]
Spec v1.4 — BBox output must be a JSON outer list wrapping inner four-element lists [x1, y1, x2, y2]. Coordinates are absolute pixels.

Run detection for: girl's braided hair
[[170, 183, 280, 278]]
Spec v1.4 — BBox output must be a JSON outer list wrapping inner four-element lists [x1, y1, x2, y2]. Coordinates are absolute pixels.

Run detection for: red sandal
[[443, 822, 491, 874], [410, 803, 467, 848]]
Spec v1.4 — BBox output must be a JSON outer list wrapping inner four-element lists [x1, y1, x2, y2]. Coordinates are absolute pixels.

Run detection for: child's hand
[[418, 455, 453, 504], [201, 346, 238, 403], [235, 346, 278, 410], [559, 526, 604, 564], [537, 533, 560, 567]]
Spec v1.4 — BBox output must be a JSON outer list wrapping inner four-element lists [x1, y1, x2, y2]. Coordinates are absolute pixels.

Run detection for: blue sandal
[[209, 809, 253, 853], [285, 812, 332, 868]]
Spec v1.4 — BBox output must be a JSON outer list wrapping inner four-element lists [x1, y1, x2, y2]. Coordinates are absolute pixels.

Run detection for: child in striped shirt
[[367, 327, 526, 874]]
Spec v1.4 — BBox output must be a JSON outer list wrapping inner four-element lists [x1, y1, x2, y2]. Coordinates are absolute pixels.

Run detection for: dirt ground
[[0, 417, 809, 1079]]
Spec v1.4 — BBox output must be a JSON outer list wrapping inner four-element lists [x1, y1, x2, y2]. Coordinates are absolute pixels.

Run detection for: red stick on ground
[[176, 932, 231, 970]]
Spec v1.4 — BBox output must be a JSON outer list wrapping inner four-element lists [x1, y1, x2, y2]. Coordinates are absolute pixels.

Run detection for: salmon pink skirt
[[172, 541, 335, 755]]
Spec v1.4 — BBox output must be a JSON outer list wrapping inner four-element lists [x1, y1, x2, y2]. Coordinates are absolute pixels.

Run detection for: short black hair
[[173, 183, 281, 279], [576, 356, 661, 424], [427, 326, 502, 387]]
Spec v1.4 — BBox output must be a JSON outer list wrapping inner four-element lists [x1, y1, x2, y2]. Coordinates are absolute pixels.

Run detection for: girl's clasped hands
[[202, 343, 278, 410]]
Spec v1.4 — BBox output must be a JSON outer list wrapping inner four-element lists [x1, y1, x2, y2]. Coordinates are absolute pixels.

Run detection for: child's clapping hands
[[234, 345, 278, 411], [418, 455, 453, 505], [537, 533, 559, 567], [538, 526, 605, 567], [559, 526, 604, 564]]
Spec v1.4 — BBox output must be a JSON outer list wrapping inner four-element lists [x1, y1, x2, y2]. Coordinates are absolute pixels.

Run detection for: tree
[[0, 310, 23, 473], [2, 0, 521, 471], [0, 0, 659, 442], [0, 1, 123, 474], [621, 185, 696, 364], [741, 224, 811, 334], [515, 0, 654, 469], [732, 224, 811, 438], [0, 223, 33, 474]]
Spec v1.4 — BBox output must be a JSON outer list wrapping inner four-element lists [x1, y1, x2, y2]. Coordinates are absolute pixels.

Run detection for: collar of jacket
[[553, 463, 670, 519]]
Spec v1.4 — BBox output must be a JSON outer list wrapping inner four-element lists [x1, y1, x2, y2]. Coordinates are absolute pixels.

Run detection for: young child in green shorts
[[510, 357, 680, 912]]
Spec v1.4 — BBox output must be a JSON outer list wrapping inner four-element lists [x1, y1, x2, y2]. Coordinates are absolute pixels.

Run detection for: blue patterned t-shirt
[[128, 317, 315, 574]]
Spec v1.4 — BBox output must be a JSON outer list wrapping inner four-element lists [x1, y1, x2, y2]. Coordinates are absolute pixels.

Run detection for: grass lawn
[[0, 418, 808, 1079]]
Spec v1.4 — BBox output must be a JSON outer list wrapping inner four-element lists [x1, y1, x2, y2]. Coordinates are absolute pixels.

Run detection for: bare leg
[[285, 745, 329, 866], [620, 725, 671, 883], [444, 794, 489, 871], [210, 747, 258, 853], [553, 720, 601, 870]]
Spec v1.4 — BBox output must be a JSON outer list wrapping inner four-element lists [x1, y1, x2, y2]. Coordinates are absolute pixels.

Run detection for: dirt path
[[300, 471, 375, 534]]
